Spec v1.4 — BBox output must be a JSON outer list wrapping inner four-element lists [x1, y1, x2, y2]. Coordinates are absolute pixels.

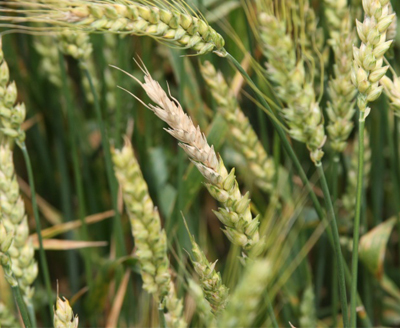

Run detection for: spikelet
[[0, 302, 19, 328], [186, 229, 228, 315], [4, 0, 225, 56], [0, 41, 25, 143], [352, 0, 395, 116], [163, 282, 186, 328], [200, 61, 275, 192], [256, 0, 326, 163], [324, 0, 358, 152], [0, 38, 38, 301], [219, 259, 271, 327], [292, 0, 328, 78], [53, 296, 79, 328], [34, 36, 63, 87], [121, 63, 261, 250], [187, 279, 216, 326], [387, 3, 398, 41], [381, 75, 400, 116], [299, 284, 317, 328], [56, 30, 101, 104], [103, 34, 118, 111], [112, 139, 186, 328]]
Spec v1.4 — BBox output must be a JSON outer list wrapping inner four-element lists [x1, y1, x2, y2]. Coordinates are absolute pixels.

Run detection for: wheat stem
[[315, 163, 348, 327], [12, 284, 32, 328], [350, 111, 366, 327], [17, 142, 53, 319], [266, 288, 278, 328], [53, 295, 79, 328]]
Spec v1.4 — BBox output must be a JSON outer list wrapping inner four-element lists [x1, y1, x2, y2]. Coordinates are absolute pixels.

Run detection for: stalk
[[350, 110, 366, 327], [158, 306, 166, 328], [11, 285, 32, 328], [331, 156, 340, 327], [316, 163, 348, 328], [226, 52, 349, 327], [26, 302, 37, 328], [82, 67, 126, 257], [266, 289, 279, 328], [18, 142, 53, 318]]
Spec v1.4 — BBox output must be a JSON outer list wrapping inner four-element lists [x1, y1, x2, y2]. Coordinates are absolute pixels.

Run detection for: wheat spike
[[112, 139, 186, 328], [352, 0, 395, 114], [185, 227, 228, 315], [256, 0, 326, 163], [118, 62, 261, 250], [53, 296, 79, 328], [324, 0, 358, 152], [200, 61, 275, 192], [219, 259, 271, 327], [4, 0, 225, 56], [0, 302, 19, 328], [187, 279, 216, 326], [0, 38, 38, 301]]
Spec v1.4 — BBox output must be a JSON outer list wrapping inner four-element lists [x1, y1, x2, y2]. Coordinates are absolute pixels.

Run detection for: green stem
[[12, 285, 32, 328], [350, 111, 366, 328], [59, 52, 93, 286], [332, 257, 339, 328], [331, 156, 340, 327], [26, 300, 37, 328], [18, 143, 53, 318], [159, 305, 166, 328], [266, 288, 278, 328], [316, 163, 348, 328], [82, 67, 126, 257]]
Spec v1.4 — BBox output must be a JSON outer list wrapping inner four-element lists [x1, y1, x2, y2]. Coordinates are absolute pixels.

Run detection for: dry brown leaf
[[106, 270, 130, 328], [33, 239, 108, 250], [30, 210, 114, 240]]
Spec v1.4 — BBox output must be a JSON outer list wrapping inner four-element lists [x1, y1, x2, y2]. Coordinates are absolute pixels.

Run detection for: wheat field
[[0, 0, 400, 327]]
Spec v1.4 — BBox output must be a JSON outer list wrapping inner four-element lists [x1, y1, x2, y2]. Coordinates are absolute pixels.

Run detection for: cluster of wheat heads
[[0, 0, 400, 327]]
